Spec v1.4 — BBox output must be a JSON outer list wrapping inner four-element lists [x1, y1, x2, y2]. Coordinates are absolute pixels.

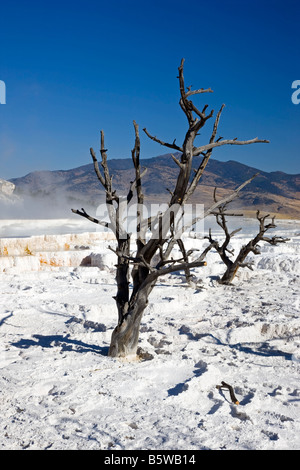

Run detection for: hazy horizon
[[1, 0, 300, 180]]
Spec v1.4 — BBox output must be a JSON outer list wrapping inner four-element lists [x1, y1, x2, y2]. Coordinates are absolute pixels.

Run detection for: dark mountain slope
[[10, 153, 300, 219]]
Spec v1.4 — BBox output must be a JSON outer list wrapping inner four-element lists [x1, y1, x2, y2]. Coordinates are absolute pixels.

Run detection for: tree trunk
[[109, 278, 155, 359], [219, 262, 239, 285], [219, 242, 256, 284], [108, 306, 145, 359]]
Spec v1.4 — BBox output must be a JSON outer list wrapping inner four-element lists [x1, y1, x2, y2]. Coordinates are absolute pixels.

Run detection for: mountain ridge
[[9, 153, 300, 219]]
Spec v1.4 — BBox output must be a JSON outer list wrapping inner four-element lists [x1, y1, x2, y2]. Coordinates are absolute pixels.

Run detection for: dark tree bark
[[203, 198, 290, 285], [72, 59, 269, 359]]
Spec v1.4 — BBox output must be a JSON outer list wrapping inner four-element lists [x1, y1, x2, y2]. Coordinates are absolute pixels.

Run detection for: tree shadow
[[11, 334, 109, 356], [167, 360, 208, 396], [167, 382, 189, 396], [0, 313, 13, 327], [179, 325, 293, 361], [229, 341, 293, 360]]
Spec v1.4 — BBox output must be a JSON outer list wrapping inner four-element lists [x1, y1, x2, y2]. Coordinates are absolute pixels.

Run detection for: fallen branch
[[216, 381, 239, 405]]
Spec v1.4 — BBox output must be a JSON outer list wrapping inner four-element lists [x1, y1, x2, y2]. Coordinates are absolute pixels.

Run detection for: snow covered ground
[[0, 217, 300, 450]]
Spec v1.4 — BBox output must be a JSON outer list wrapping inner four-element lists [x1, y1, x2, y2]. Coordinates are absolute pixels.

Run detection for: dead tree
[[204, 194, 289, 284], [72, 59, 269, 359]]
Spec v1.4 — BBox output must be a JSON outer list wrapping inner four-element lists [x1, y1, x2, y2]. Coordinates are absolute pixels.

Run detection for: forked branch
[[204, 202, 290, 284]]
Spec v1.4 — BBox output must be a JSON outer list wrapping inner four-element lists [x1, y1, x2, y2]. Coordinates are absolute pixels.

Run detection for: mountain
[[9, 153, 300, 219], [0, 178, 21, 205]]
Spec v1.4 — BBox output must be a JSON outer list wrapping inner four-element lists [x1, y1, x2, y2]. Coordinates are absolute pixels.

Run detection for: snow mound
[[0, 179, 15, 196], [0, 232, 116, 272], [0, 179, 21, 205], [227, 321, 300, 345], [257, 254, 300, 273], [90, 251, 116, 271], [0, 232, 114, 256]]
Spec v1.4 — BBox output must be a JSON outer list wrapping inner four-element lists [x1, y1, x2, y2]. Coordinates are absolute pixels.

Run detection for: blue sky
[[0, 0, 299, 179]]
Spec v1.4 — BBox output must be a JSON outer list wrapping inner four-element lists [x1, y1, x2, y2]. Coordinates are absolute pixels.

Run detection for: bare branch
[[127, 167, 148, 203], [185, 87, 213, 98], [71, 208, 109, 228], [193, 136, 270, 157], [230, 227, 243, 237], [149, 259, 207, 281], [210, 211, 244, 217], [143, 128, 183, 153], [178, 58, 213, 126], [108, 246, 155, 273], [189, 102, 214, 124], [210, 104, 226, 144], [216, 381, 239, 405], [171, 153, 184, 169], [184, 104, 225, 203], [90, 147, 106, 187], [176, 238, 193, 285], [100, 130, 113, 195], [178, 58, 194, 123], [210, 174, 259, 212]]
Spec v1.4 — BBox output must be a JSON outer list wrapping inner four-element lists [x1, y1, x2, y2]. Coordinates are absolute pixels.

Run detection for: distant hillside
[[9, 153, 300, 219]]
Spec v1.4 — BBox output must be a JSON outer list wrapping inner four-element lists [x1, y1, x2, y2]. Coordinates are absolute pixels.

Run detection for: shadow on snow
[[11, 334, 109, 356]]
